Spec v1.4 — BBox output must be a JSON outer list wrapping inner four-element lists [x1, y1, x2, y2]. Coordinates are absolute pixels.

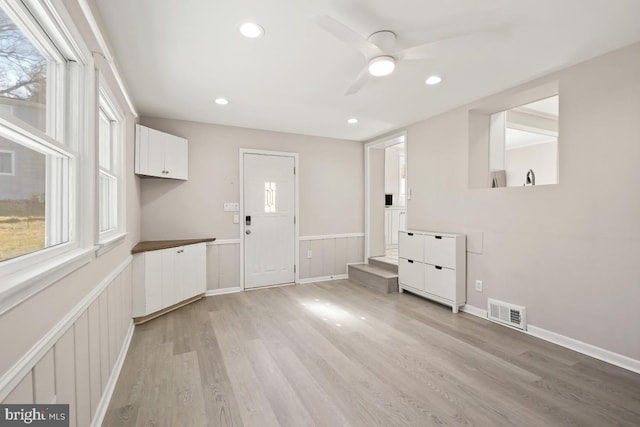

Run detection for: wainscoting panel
[[207, 240, 240, 290], [206, 235, 363, 287], [299, 234, 364, 281], [0, 257, 135, 427]]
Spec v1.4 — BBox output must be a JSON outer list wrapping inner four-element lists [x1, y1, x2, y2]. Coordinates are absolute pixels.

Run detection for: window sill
[[96, 232, 128, 257], [0, 247, 96, 316]]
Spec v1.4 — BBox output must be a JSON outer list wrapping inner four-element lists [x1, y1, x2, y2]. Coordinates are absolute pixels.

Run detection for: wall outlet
[[233, 214, 239, 224], [307, 250, 313, 259], [223, 202, 239, 212], [475, 280, 483, 292]]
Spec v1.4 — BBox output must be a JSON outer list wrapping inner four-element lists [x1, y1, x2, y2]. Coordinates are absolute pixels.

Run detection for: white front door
[[243, 152, 296, 288]]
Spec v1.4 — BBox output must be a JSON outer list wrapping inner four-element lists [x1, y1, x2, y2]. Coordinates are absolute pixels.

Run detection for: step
[[368, 256, 398, 274], [348, 263, 398, 294]]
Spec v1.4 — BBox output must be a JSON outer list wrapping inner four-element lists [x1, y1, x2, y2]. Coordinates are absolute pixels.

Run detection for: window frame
[[0, 0, 95, 316], [96, 77, 126, 251], [0, 149, 15, 175]]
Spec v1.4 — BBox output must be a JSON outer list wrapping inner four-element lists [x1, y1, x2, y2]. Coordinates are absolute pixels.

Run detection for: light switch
[[233, 214, 239, 224]]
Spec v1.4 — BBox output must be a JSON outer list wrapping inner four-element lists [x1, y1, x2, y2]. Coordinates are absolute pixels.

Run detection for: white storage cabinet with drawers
[[398, 230, 466, 313]]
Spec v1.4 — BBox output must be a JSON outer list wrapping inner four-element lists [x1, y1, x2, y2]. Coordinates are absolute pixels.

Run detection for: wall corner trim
[[90, 321, 135, 427], [0, 255, 132, 402], [459, 303, 640, 374]]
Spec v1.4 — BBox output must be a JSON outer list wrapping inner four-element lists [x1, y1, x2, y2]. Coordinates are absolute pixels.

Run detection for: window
[[0, 7, 47, 132], [0, 150, 14, 174], [98, 83, 124, 241], [98, 81, 124, 244], [264, 182, 276, 213], [0, 0, 93, 309]]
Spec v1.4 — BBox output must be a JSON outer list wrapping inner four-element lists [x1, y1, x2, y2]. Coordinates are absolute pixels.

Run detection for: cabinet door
[[399, 231, 425, 262], [384, 210, 392, 245], [146, 127, 166, 177], [424, 264, 456, 301], [144, 251, 163, 314], [391, 210, 401, 244], [164, 134, 188, 180], [161, 248, 177, 307], [176, 243, 206, 301], [425, 235, 456, 269], [398, 258, 425, 290]]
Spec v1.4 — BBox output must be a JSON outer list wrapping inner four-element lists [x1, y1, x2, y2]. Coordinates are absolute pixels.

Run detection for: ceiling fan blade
[[397, 32, 492, 61], [345, 65, 371, 96], [316, 15, 383, 58]]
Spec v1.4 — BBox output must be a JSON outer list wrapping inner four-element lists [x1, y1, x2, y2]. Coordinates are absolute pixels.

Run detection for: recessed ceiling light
[[425, 75, 443, 85], [368, 56, 396, 77], [239, 22, 264, 38], [214, 97, 229, 105], [347, 118, 358, 124]]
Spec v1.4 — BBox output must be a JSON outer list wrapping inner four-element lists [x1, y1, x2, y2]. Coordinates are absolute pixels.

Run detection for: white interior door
[[243, 153, 296, 288]]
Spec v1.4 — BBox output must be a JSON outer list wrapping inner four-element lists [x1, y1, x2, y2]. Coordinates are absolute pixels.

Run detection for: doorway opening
[[364, 132, 407, 265]]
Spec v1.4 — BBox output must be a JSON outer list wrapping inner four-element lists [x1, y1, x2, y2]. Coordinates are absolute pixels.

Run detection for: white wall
[[138, 118, 365, 286], [402, 43, 640, 361]]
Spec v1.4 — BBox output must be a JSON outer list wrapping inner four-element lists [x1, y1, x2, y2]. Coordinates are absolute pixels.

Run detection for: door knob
[[246, 230, 251, 235]]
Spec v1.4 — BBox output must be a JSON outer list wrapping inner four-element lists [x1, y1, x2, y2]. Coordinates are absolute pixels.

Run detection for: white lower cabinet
[[132, 242, 206, 319], [398, 230, 466, 313]]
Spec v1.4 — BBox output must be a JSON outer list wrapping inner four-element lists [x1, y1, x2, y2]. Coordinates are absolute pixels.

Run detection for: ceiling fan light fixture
[[239, 22, 264, 38], [368, 56, 395, 77], [425, 75, 443, 85]]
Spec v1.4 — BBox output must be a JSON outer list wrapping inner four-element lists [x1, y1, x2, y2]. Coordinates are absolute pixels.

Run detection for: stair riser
[[348, 266, 398, 294]]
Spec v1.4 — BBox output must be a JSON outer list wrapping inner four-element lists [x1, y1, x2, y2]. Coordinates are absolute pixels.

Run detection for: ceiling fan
[[316, 15, 487, 95]]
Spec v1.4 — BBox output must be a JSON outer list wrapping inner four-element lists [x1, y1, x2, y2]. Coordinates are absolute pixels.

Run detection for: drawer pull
[[408, 260, 414, 264], [408, 233, 414, 236], [435, 235, 442, 239], [435, 265, 442, 270]]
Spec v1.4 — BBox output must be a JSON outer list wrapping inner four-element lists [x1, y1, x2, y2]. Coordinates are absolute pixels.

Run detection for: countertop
[[131, 238, 216, 254]]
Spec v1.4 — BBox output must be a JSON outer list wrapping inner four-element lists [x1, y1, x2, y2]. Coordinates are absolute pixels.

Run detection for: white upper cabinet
[[135, 124, 188, 180]]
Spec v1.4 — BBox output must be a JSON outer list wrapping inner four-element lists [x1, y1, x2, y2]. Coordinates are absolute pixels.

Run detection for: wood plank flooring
[[104, 280, 640, 426]]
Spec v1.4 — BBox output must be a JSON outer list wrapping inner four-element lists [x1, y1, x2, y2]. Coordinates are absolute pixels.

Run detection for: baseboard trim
[[459, 303, 640, 374], [299, 233, 364, 241], [90, 321, 135, 427], [205, 287, 242, 297], [460, 304, 488, 318], [298, 274, 348, 284], [0, 255, 132, 402], [527, 325, 640, 374]]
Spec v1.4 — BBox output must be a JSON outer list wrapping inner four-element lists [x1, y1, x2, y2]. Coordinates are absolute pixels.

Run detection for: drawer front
[[425, 235, 456, 269], [425, 264, 456, 301], [398, 258, 425, 291], [399, 231, 425, 263]]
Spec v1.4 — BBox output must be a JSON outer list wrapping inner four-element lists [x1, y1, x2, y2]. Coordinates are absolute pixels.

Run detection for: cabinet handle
[[408, 260, 414, 264], [408, 233, 414, 236], [435, 265, 442, 270], [435, 236, 442, 239]]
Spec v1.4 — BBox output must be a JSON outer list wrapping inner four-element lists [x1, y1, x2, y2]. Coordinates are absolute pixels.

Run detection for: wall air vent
[[487, 298, 527, 330]]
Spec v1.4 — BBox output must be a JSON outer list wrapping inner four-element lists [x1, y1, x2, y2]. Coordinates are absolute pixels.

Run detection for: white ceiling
[[94, 0, 640, 142]]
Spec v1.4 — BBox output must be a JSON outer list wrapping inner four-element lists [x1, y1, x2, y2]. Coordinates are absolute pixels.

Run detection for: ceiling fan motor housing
[[368, 30, 397, 54]]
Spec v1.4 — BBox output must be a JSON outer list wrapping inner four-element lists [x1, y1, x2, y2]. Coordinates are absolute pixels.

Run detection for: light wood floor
[[104, 280, 640, 426]]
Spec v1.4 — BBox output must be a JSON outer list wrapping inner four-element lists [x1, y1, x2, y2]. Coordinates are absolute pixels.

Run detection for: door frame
[[239, 148, 299, 290], [364, 131, 407, 261]]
